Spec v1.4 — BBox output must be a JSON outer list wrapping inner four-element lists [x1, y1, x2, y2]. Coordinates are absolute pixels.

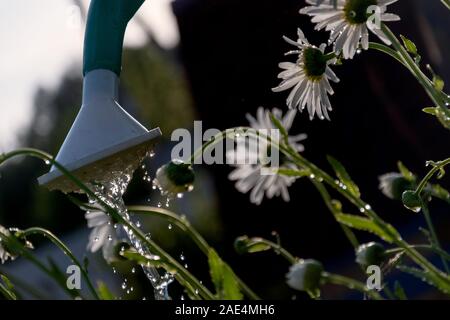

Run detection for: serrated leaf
[[335, 214, 399, 243], [208, 249, 243, 300], [394, 281, 408, 300], [327, 156, 360, 198], [397, 161, 416, 182], [397, 266, 449, 294], [97, 281, 115, 300]]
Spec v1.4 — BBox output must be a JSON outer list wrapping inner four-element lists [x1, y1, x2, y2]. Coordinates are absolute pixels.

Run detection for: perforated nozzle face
[[38, 129, 161, 194]]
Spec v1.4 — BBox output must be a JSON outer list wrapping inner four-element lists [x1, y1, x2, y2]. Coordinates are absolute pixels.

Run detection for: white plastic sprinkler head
[[38, 0, 161, 193]]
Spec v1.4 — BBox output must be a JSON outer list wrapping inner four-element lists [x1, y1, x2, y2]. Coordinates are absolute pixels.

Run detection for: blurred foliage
[[122, 45, 196, 135]]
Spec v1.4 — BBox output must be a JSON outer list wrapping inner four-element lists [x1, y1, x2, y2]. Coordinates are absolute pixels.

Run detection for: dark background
[[0, 0, 449, 300]]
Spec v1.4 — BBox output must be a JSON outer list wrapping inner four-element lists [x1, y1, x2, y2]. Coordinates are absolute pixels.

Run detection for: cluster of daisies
[[230, 0, 400, 205], [274, 0, 399, 121]]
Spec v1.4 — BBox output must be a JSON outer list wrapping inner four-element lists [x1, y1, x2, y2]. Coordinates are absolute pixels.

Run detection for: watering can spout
[[38, 0, 161, 193]]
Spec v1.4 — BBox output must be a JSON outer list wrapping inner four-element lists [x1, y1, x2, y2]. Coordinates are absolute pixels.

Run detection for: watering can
[[38, 0, 161, 193]]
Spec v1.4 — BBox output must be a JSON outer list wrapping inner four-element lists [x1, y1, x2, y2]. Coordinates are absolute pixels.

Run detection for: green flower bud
[[154, 160, 195, 196], [402, 190, 422, 213], [286, 259, 323, 292], [378, 173, 413, 200], [355, 242, 386, 266]]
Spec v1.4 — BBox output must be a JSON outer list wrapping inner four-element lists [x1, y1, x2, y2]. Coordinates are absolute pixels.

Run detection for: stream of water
[[86, 163, 171, 300]]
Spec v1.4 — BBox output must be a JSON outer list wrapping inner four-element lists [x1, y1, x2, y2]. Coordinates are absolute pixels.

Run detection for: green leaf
[[429, 184, 450, 203], [335, 214, 399, 243], [397, 266, 449, 294], [394, 281, 408, 300], [397, 161, 416, 182], [97, 281, 115, 300], [277, 168, 309, 177], [0, 274, 17, 300], [208, 249, 243, 300], [400, 35, 418, 56], [422, 107, 438, 115], [327, 156, 360, 198]]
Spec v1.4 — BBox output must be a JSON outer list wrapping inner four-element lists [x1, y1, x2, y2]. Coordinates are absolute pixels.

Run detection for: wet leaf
[[335, 214, 399, 243], [208, 249, 243, 300], [97, 281, 115, 300], [327, 156, 360, 198]]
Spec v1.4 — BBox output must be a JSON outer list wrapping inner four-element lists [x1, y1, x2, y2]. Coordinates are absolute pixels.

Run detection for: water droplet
[[356, 49, 362, 54], [180, 253, 185, 261], [360, 207, 365, 213], [195, 289, 199, 295], [157, 202, 162, 208], [364, 204, 371, 211], [177, 193, 183, 199], [107, 235, 113, 241], [184, 264, 188, 269], [94, 237, 99, 242], [309, 174, 316, 179], [44, 160, 51, 165], [168, 224, 173, 230], [131, 267, 136, 274], [136, 221, 141, 228], [121, 282, 127, 290], [180, 295, 185, 300]]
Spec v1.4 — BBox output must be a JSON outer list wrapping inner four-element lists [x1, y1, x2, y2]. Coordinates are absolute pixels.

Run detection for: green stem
[[0, 231, 83, 299], [420, 202, 449, 273], [21, 227, 99, 299], [369, 42, 406, 67], [0, 148, 215, 300], [441, 0, 450, 10], [415, 158, 450, 196], [0, 282, 16, 300], [322, 272, 383, 300], [381, 24, 450, 118], [245, 237, 297, 264], [128, 206, 261, 300], [181, 129, 450, 291]]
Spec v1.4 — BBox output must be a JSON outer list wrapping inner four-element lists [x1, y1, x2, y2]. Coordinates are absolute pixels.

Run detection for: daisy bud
[[286, 259, 323, 292], [355, 242, 386, 267], [378, 173, 412, 200], [154, 160, 195, 196], [401, 190, 422, 213]]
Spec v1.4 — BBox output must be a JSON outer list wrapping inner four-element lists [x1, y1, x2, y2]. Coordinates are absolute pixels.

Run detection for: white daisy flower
[[300, 0, 400, 59], [227, 107, 307, 205], [272, 28, 340, 121], [0, 225, 15, 264], [85, 204, 118, 262]]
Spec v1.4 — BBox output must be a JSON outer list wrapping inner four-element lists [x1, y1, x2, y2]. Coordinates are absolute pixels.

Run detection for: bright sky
[[0, 0, 179, 151]]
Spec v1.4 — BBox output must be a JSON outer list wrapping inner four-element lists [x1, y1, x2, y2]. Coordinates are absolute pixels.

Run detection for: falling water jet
[[37, 0, 167, 299]]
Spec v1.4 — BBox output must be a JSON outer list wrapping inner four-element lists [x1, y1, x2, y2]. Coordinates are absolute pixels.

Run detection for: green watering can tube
[[83, 0, 145, 76]]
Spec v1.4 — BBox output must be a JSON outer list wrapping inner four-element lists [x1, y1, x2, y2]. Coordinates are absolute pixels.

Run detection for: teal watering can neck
[[83, 0, 145, 77]]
